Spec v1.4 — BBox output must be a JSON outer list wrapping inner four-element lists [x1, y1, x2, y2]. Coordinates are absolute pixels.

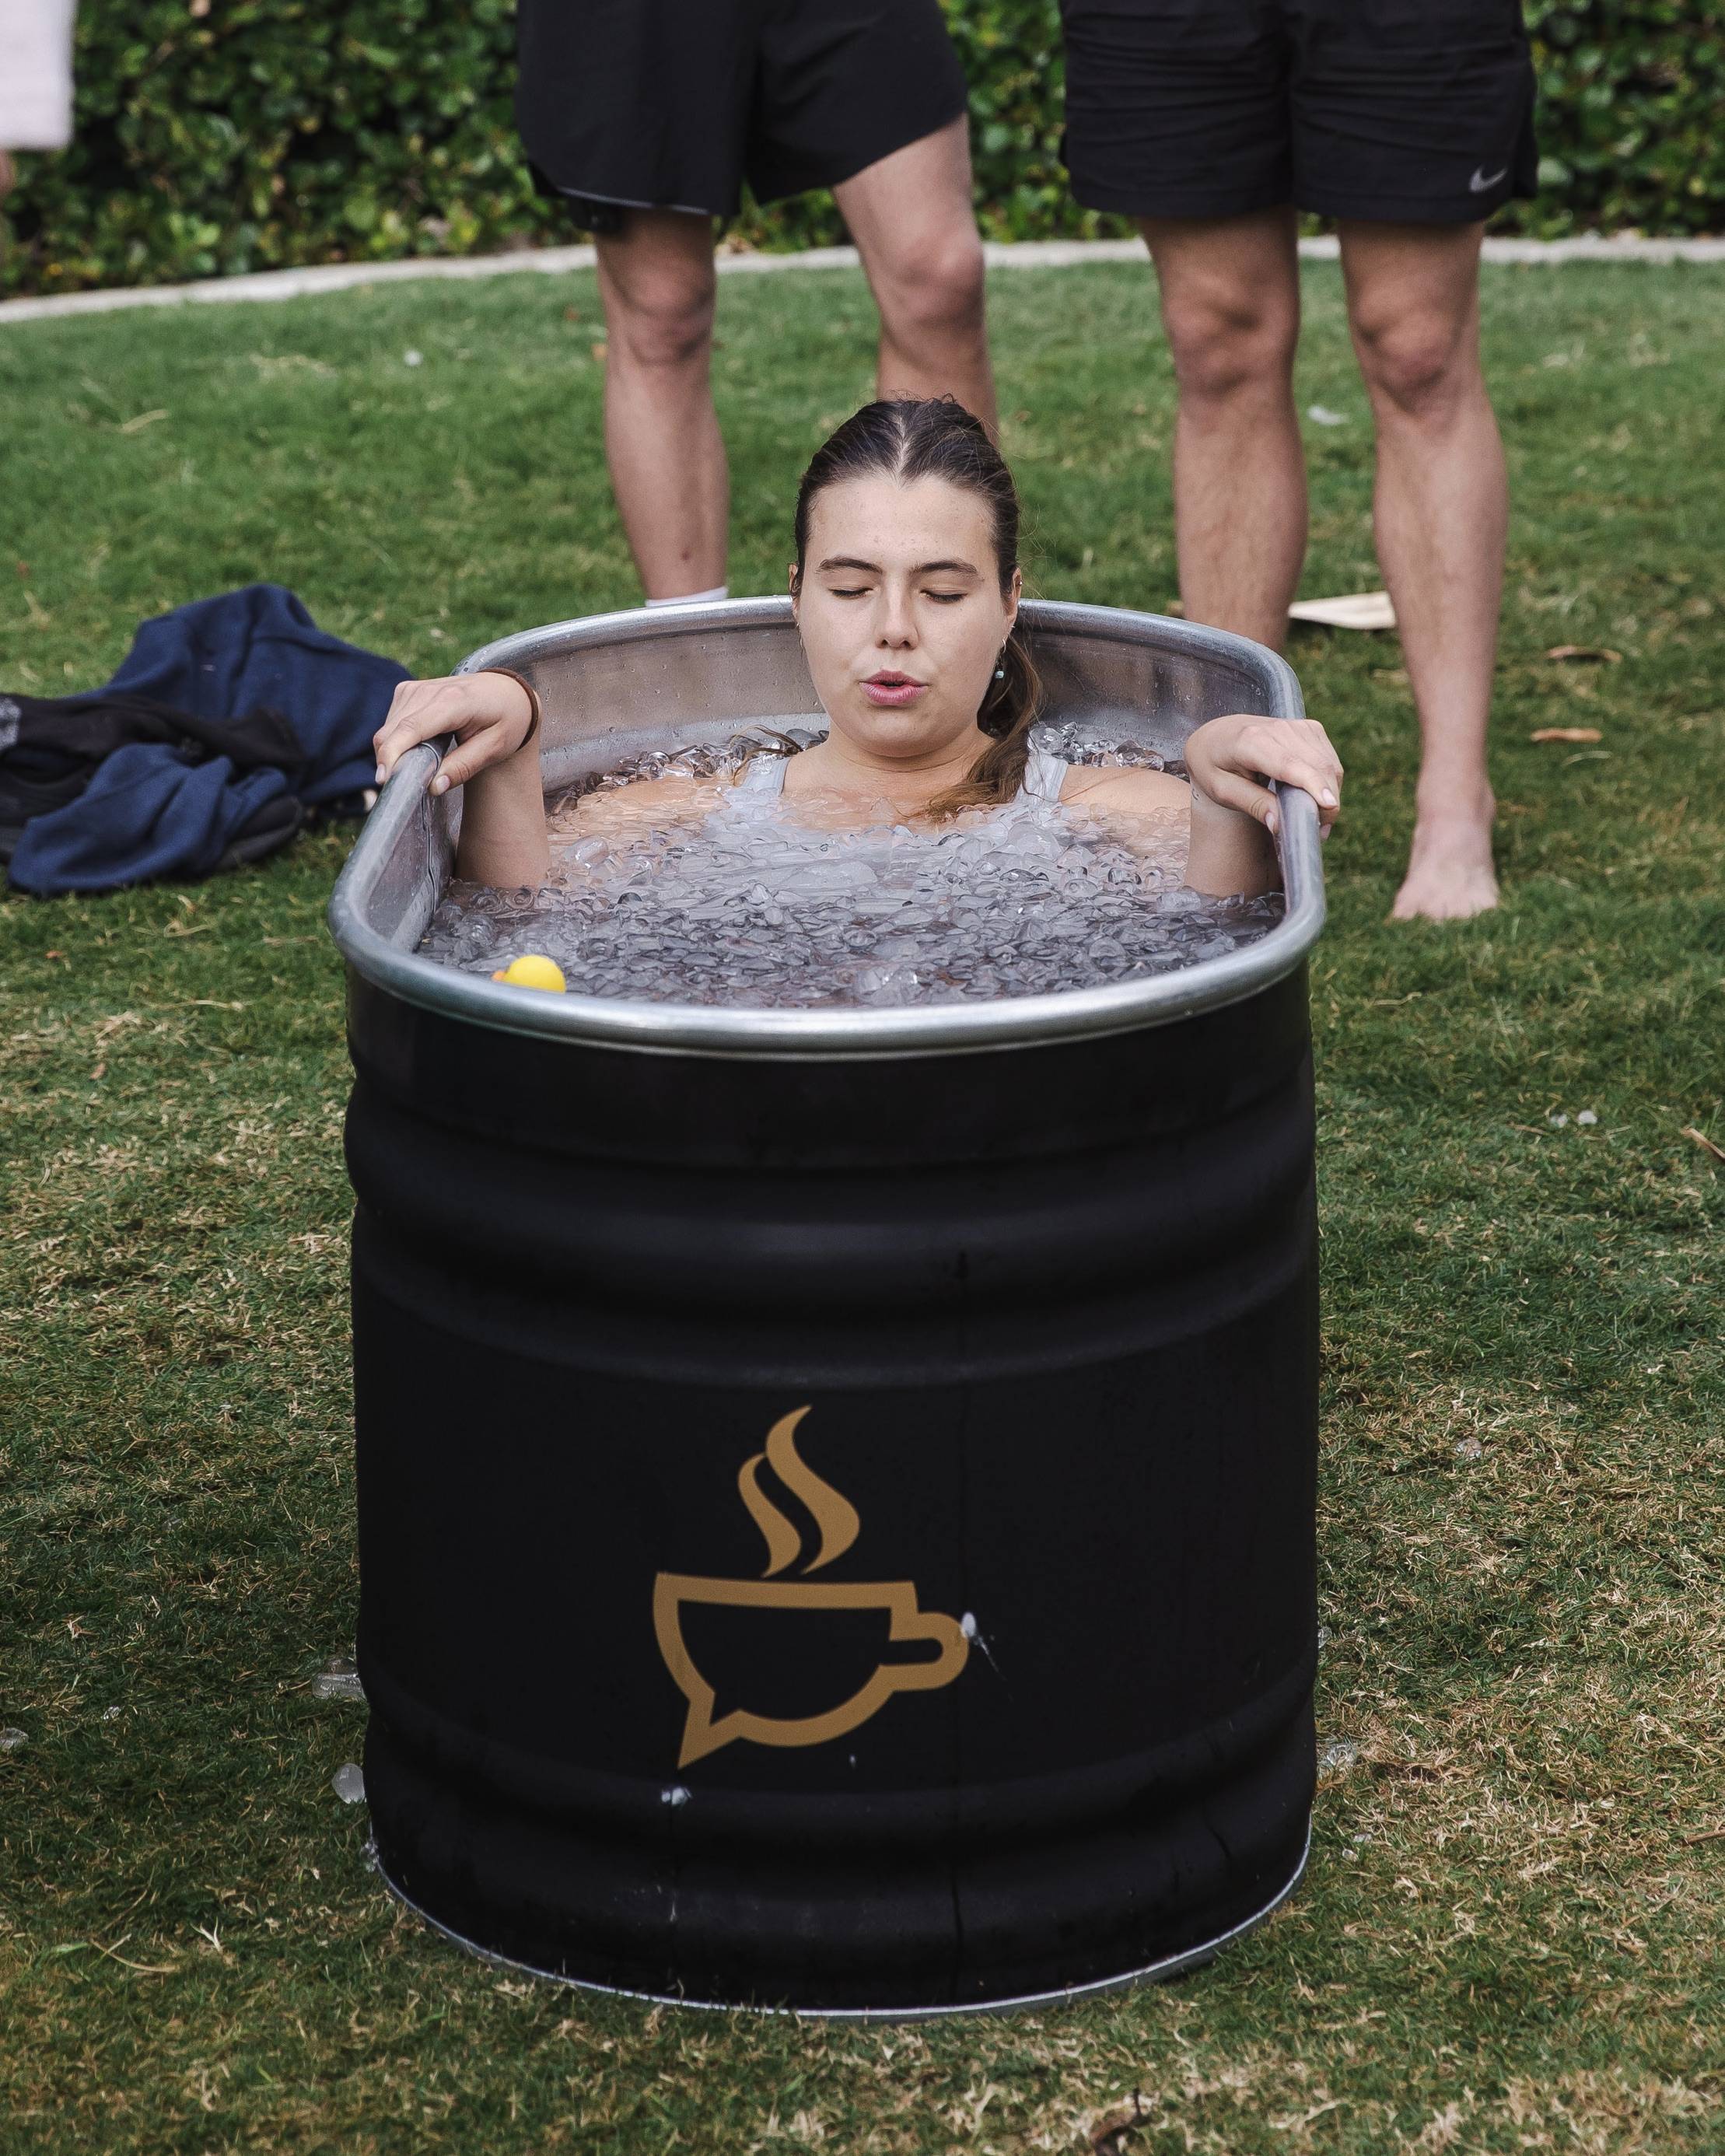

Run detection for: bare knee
[[876, 229, 987, 348], [604, 267, 716, 375], [1352, 310, 1476, 424], [1161, 289, 1299, 410]]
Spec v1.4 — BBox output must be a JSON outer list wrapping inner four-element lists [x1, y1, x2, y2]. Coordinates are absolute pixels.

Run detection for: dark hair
[[789, 397, 1041, 817]]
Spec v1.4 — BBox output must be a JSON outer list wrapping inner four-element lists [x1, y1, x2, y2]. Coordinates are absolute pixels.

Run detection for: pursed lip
[[861, 670, 929, 707]]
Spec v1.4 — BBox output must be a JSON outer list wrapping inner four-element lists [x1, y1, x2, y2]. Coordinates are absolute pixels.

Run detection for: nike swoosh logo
[[1470, 166, 1508, 192]]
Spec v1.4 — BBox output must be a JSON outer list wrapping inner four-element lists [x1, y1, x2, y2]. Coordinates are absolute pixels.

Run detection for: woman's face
[[792, 474, 1020, 768]]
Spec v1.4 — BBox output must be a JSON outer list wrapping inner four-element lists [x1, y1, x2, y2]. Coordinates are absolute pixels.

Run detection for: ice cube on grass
[[313, 1656, 365, 1703]]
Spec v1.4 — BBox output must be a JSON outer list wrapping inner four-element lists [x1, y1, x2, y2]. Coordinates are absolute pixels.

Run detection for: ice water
[[418, 726, 1282, 1009]]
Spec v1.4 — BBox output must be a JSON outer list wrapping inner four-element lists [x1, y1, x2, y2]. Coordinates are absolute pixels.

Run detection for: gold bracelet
[[482, 667, 541, 750]]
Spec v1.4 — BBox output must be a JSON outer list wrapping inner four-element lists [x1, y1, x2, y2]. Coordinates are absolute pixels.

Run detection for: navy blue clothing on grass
[[16, 748, 298, 893], [2, 583, 409, 896]]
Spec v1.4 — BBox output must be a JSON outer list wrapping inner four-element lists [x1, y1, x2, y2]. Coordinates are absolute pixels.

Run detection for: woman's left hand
[[1185, 714, 1343, 841]]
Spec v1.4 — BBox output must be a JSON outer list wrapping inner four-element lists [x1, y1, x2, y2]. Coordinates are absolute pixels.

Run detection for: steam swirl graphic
[[653, 1404, 970, 1765], [737, 1406, 862, 1577]]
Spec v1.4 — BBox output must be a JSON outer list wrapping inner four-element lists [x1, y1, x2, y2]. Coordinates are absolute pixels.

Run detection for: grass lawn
[[2, 256, 1723, 2154]]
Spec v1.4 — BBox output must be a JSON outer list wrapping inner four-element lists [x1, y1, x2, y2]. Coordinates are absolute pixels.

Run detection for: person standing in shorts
[[517, 0, 995, 611], [1062, 0, 1538, 919]]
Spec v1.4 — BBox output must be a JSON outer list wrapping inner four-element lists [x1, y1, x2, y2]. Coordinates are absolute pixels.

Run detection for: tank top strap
[[1016, 740, 1069, 804], [731, 746, 792, 799]]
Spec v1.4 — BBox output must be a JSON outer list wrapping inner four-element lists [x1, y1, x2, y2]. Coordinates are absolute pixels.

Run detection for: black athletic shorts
[[1061, 0, 1538, 224], [516, 0, 971, 229]]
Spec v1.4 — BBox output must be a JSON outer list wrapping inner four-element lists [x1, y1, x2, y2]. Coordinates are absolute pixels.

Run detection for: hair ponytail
[[924, 622, 1041, 820]]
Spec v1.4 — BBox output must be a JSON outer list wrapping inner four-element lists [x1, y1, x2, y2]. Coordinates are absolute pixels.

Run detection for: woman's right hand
[[1184, 713, 1342, 840], [373, 671, 537, 797]]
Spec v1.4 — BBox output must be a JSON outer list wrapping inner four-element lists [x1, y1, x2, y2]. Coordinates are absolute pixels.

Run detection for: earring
[[994, 652, 1007, 680]]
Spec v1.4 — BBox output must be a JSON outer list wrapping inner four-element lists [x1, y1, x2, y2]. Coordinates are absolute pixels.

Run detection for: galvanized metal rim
[[368, 1825, 1309, 2021], [327, 597, 1324, 1061]]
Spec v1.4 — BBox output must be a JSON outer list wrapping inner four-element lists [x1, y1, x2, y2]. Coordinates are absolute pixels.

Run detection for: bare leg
[[836, 117, 995, 432], [593, 210, 728, 600], [1340, 219, 1503, 921], [1138, 208, 1306, 649]]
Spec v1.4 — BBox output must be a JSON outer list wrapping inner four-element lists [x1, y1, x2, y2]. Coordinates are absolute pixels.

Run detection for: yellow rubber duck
[[491, 953, 567, 993]]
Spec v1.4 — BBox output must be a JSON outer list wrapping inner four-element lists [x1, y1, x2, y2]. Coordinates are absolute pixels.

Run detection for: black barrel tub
[[327, 597, 1324, 2015]]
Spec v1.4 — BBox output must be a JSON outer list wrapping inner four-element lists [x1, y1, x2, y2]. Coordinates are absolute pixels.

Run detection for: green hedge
[[3, 2, 1721, 298]]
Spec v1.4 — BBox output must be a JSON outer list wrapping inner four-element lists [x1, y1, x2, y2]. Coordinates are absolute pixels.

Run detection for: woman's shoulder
[[552, 772, 718, 838], [1057, 762, 1190, 816]]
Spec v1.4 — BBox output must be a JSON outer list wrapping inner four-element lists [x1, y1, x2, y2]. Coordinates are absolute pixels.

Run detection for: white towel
[[0, 0, 77, 152]]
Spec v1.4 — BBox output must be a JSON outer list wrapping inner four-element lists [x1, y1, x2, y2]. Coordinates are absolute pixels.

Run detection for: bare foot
[[1391, 800, 1499, 922]]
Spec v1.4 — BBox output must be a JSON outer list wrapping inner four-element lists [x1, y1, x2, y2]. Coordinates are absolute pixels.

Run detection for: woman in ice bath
[[373, 398, 1342, 890]]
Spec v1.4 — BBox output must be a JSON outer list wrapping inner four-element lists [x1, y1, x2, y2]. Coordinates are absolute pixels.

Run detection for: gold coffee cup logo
[[653, 1406, 970, 1768]]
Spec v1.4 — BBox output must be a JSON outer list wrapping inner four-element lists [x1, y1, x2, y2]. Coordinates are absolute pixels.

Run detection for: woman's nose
[[875, 587, 916, 647]]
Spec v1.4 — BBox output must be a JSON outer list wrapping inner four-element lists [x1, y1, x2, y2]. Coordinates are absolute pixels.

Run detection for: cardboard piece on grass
[[1288, 590, 1398, 632]]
